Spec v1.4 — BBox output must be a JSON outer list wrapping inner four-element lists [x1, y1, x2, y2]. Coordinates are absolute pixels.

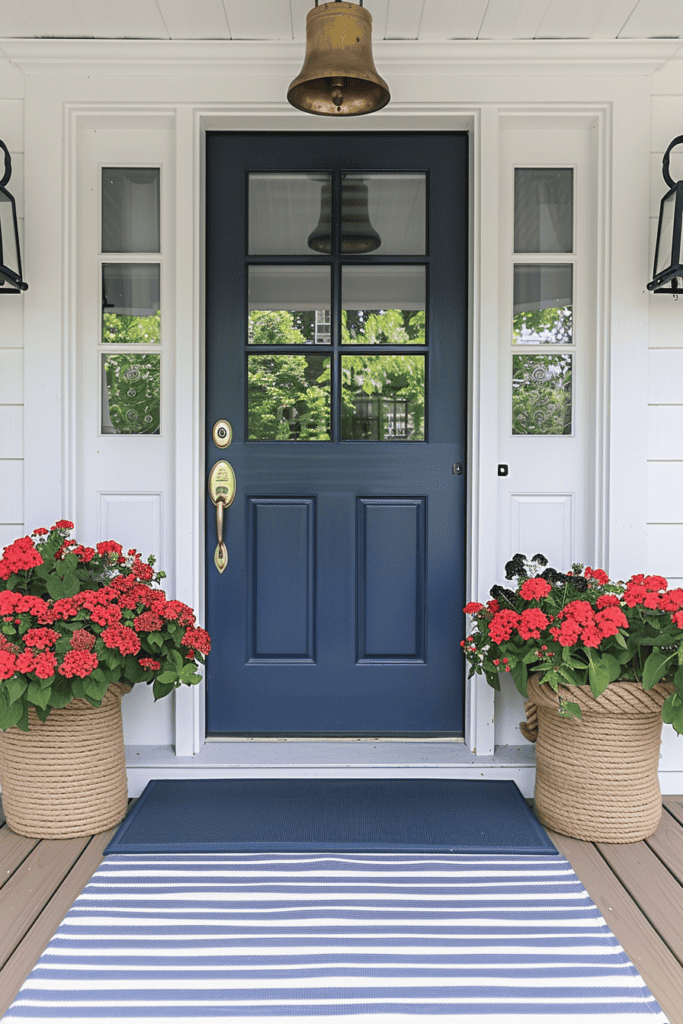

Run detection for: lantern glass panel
[[0, 190, 19, 279], [655, 190, 677, 278]]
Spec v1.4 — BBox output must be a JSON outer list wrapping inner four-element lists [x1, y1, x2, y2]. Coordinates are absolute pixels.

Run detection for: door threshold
[[204, 736, 466, 743]]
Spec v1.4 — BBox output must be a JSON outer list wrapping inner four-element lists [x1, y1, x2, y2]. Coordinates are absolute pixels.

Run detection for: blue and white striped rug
[[5, 852, 667, 1022]]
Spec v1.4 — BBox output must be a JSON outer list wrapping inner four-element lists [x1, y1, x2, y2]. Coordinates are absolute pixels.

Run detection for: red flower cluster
[[23, 628, 60, 649], [59, 650, 99, 679], [519, 578, 551, 601], [70, 629, 96, 651], [550, 599, 628, 648], [139, 657, 161, 671], [518, 607, 549, 640], [463, 602, 484, 615], [0, 537, 43, 579], [181, 627, 211, 656], [584, 567, 609, 585], [489, 610, 521, 644], [101, 624, 141, 656]]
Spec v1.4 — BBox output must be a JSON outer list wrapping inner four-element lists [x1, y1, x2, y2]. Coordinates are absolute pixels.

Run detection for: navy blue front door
[[206, 132, 467, 735]]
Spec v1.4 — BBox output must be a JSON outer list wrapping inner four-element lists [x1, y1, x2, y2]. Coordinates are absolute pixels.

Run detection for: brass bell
[[308, 177, 381, 253], [288, 1, 390, 117]]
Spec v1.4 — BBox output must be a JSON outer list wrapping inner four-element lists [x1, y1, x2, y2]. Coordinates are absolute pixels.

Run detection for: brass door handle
[[209, 461, 236, 574]]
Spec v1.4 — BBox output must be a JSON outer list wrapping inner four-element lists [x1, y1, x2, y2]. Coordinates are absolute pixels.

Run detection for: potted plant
[[0, 521, 210, 839], [462, 554, 683, 843]]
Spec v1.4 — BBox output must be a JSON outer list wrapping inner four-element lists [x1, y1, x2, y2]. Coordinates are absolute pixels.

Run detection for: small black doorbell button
[[498, 464, 509, 477]]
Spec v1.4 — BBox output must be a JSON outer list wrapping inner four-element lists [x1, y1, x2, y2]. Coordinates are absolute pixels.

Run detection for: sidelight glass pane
[[248, 173, 331, 255], [337, 173, 426, 255], [102, 264, 160, 344], [102, 168, 160, 253], [513, 264, 573, 344], [341, 355, 425, 440], [248, 354, 331, 440], [514, 168, 573, 253], [342, 266, 426, 345], [248, 266, 331, 344], [102, 353, 160, 435], [512, 353, 572, 435]]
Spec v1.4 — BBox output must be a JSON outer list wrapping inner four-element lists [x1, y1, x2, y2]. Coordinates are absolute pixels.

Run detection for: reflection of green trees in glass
[[513, 306, 572, 345], [247, 310, 426, 441], [343, 309, 425, 345], [248, 353, 330, 440], [512, 353, 572, 435], [104, 353, 161, 435], [103, 311, 161, 344]]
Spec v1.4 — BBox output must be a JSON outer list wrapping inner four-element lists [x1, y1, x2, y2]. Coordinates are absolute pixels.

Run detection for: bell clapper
[[330, 77, 344, 111]]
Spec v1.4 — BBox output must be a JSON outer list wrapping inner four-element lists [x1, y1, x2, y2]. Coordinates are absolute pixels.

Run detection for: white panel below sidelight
[[510, 493, 573, 568], [98, 492, 162, 564]]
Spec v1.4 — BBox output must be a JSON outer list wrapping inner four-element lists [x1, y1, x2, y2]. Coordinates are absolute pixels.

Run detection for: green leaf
[[34, 705, 51, 723], [156, 670, 178, 685], [48, 687, 73, 709], [84, 676, 110, 701], [601, 652, 622, 682], [670, 703, 683, 736], [147, 632, 164, 651], [83, 693, 103, 708], [678, 642, 683, 666], [642, 648, 677, 690], [586, 653, 611, 698], [71, 678, 86, 699], [61, 573, 81, 598], [614, 631, 627, 648], [484, 671, 501, 691], [45, 574, 65, 599], [169, 649, 184, 672], [179, 664, 201, 685], [559, 699, 582, 721], [6, 677, 27, 705], [27, 680, 51, 709], [0, 699, 26, 731], [662, 693, 678, 724], [152, 679, 176, 701], [508, 660, 528, 699]]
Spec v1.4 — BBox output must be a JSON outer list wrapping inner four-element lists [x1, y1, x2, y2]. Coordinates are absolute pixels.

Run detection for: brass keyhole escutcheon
[[213, 419, 232, 449], [209, 461, 236, 573]]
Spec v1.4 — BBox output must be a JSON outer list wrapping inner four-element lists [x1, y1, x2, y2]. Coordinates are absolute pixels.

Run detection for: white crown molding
[[0, 37, 681, 78]]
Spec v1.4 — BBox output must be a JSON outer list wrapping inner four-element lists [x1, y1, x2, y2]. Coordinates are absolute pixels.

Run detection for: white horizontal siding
[[0, 349, 23, 404], [0, 406, 23, 459], [0, 460, 23, 523]]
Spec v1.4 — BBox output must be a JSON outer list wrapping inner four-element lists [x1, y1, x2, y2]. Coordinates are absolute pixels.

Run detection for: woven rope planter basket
[[0, 683, 130, 839], [522, 674, 673, 843]]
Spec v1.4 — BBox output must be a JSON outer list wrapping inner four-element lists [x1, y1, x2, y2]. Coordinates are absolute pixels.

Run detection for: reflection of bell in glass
[[308, 178, 381, 253], [288, 1, 390, 117]]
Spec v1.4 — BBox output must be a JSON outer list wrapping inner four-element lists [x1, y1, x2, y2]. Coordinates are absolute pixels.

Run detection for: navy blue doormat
[[105, 779, 557, 855]]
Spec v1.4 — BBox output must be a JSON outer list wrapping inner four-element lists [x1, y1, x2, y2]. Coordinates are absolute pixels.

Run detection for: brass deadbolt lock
[[213, 419, 232, 448]]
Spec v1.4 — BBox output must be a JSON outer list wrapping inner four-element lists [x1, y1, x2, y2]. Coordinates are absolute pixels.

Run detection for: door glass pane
[[514, 168, 573, 253], [341, 355, 425, 440], [102, 264, 160, 343], [335, 173, 426, 255], [248, 266, 331, 344], [248, 354, 331, 440], [102, 168, 160, 253], [248, 173, 331, 255], [512, 353, 572, 435], [102, 353, 160, 434], [513, 264, 573, 344], [342, 266, 426, 345]]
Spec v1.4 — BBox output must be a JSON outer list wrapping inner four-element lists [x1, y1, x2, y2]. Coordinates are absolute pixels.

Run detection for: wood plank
[[0, 827, 115, 1019], [479, 0, 554, 40], [223, 0, 292, 39], [156, 0, 229, 39], [547, 829, 683, 1023], [11, 0, 92, 37], [646, 806, 683, 885], [598, 837, 683, 965], [0, 835, 89, 968], [0, 826, 38, 892], [588, 0, 642, 38], [664, 794, 683, 826], [619, 0, 683, 38], [385, 0, 426, 39], [73, 0, 169, 39]]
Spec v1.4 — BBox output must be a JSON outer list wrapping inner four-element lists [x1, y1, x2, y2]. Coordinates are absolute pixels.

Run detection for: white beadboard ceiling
[[2, 0, 683, 41]]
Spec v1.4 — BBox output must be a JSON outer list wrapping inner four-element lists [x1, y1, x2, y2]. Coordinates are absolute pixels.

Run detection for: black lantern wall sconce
[[0, 139, 28, 293], [648, 135, 683, 296]]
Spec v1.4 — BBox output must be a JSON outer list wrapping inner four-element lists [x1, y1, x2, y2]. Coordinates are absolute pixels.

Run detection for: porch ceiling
[[2, 0, 683, 43]]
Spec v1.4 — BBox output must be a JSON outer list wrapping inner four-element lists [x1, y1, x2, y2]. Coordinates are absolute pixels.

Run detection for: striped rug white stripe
[[4, 853, 668, 1023]]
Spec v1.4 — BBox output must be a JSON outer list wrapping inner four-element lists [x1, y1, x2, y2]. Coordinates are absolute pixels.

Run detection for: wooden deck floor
[[0, 797, 682, 1022]]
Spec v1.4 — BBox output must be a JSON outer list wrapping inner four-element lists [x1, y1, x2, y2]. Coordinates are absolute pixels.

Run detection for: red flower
[[660, 589, 683, 611], [59, 650, 99, 678], [51, 598, 79, 620], [487, 599, 500, 613], [488, 610, 521, 644], [32, 527, 49, 536], [584, 567, 609, 585], [90, 604, 123, 627], [595, 606, 628, 634], [96, 540, 123, 558], [133, 611, 164, 632], [101, 624, 140, 656], [463, 602, 484, 615], [623, 584, 646, 607], [33, 651, 57, 679], [518, 607, 549, 640], [0, 592, 18, 615], [643, 592, 661, 610], [72, 545, 96, 563], [0, 536, 44, 579], [15, 651, 36, 673], [519, 577, 552, 601], [161, 600, 195, 626], [71, 629, 96, 651], [139, 657, 161, 671], [0, 650, 17, 679], [53, 520, 75, 530], [550, 619, 582, 646], [23, 628, 60, 649], [561, 600, 595, 626], [581, 624, 604, 648], [181, 627, 211, 656], [596, 593, 620, 609]]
